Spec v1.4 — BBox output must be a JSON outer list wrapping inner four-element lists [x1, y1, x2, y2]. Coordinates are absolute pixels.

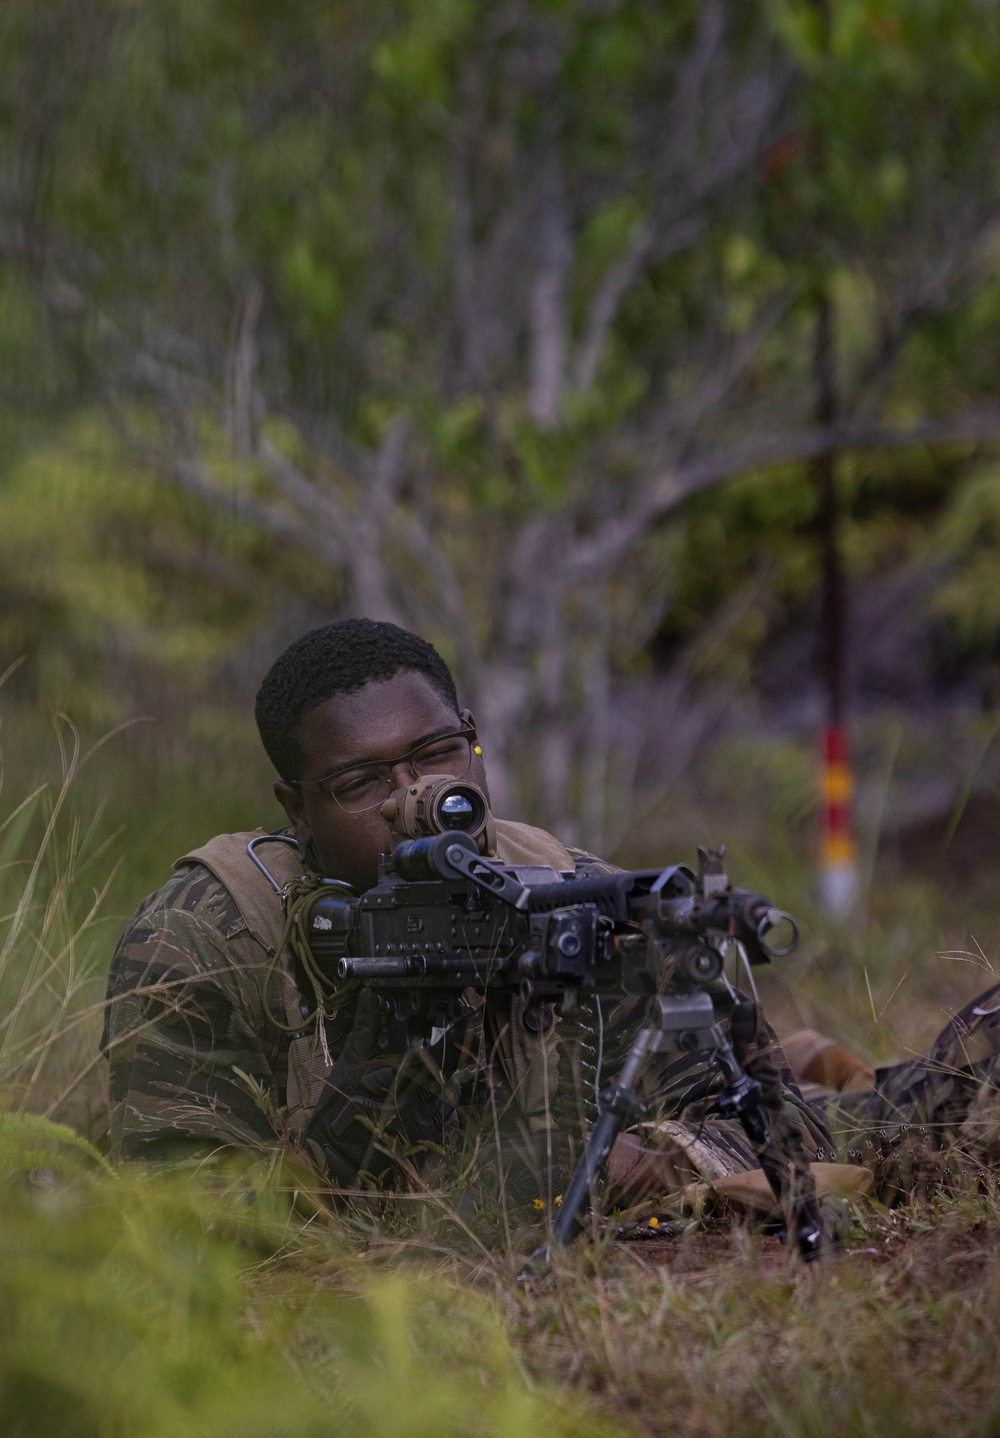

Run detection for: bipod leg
[[741, 1103, 825, 1262], [713, 1034, 824, 1262], [517, 1026, 653, 1281]]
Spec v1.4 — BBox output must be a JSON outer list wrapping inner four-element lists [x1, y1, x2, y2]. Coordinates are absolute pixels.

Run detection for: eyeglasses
[[292, 723, 479, 814]]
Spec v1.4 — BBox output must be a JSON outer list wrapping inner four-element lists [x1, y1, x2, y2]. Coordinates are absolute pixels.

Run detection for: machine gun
[[248, 775, 823, 1272]]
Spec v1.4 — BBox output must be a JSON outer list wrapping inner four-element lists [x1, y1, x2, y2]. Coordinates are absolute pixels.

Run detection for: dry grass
[[4, 721, 1000, 1435], [280, 1183, 1000, 1437], [0, 716, 124, 1138], [502, 1197, 1000, 1436]]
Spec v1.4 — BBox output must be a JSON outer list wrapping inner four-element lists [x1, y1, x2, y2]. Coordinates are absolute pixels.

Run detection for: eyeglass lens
[[330, 731, 473, 813]]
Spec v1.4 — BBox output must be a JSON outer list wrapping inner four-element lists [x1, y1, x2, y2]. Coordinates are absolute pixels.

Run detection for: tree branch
[[256, 435, 350, 566], [528, 149, 571, 429], [567, 407, 1000, 577], [228, 277, 263, 459], [571, 222, 653, 394], [132, 435, 347, 572]]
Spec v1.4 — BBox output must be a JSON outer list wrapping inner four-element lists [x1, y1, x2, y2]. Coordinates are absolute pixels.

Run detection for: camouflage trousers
[[805, 982, 1000, 1202], [596, 983, 1000, 1214]]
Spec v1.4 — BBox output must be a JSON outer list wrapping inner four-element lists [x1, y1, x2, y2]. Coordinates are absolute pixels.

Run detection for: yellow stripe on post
[[822, 762, 853, 805], [821, 830, 856, 865], [819, 724, 859, 918]]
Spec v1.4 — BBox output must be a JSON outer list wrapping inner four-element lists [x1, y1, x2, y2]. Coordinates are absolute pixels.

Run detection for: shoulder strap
[[492, 819, 577, 871], [174, 830, 329, 1135], [174, 829, 304, 957], [566, 845, 622, 878]]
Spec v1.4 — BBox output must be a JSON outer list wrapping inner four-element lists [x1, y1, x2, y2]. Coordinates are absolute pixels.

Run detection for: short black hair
[[254, 618, 459, 780]]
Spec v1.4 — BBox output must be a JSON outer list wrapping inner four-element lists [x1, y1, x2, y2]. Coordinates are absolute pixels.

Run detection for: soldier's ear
[[273, 780, 311, 846], [461, 708, 483, 753]]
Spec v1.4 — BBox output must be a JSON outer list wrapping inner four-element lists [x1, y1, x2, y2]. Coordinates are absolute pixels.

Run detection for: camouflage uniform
[[102, 821, 601, 1163], [804, 984, 1000, 1200], [101, 825, 835, 1208], [102, 863, 292, 1159]]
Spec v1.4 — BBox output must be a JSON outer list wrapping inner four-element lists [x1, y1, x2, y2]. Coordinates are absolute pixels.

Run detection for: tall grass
[[0, 1144, 617, 1438], [0, 714, 126, 1139], [5, 710, 1000, 1436], [503, 1191, 1000, 1436], [0, 716, 614, 1436], [0, 700, 284, 1140]]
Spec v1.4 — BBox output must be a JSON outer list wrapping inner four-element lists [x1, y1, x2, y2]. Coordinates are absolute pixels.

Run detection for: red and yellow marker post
[[819, 724, 858, 917]]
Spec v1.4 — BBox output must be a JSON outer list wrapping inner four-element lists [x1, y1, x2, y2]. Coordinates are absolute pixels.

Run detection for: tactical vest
[[174, 821, 576, 1136]]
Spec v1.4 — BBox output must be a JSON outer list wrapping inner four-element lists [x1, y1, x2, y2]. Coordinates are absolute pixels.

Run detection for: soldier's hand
[[326, 988, 396, 1102], [304, 989, 445, 1185]]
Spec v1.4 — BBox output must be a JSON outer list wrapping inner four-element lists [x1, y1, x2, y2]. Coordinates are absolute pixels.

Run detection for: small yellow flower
[[533, 1198, 545, 1211], [554, 1195, 563, 1206], [648, 1216, 659, 1228]]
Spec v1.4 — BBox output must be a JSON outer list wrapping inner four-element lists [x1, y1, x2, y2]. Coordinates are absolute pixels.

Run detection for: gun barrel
[[337, 956, 428, 979]]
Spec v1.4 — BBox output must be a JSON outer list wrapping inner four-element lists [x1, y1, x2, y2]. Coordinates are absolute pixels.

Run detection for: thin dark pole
[[814, 289, 845, 727], [810, 0, 856, 916]]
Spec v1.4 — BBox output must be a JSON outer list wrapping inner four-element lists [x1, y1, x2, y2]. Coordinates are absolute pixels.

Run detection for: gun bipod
[[517, 989, 826, 1281]]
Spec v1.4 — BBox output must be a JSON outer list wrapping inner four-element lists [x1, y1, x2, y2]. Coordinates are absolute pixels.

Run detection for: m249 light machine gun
[[249, 774, 823, 1273]]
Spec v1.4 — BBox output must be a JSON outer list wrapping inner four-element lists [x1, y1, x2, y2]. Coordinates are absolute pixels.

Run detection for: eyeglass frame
[[289, 719, 480, 813]]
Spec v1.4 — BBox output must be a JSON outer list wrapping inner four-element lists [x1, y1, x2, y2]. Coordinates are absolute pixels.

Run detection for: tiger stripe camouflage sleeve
[[101, 864, 290, 1160]]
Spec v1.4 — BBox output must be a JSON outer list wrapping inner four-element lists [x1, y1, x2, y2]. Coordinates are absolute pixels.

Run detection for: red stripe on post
[[826, 802, 850, 831], [824, 724, 849, 765]]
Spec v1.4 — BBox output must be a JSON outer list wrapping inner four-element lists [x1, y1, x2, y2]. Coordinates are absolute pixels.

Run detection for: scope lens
[[438, 788, 482, 831]]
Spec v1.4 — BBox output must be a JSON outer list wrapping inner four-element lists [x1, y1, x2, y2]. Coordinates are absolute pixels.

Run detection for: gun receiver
[[300, 833, 797, 1034], [249, 782, 818, 1270]]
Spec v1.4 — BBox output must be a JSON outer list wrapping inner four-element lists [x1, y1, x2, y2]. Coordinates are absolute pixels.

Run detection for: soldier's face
[[272, 670, 489, 892]]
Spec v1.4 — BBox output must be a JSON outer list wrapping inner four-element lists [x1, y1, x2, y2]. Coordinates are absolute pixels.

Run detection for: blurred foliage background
[[4, 7, 1000, 1432], [3, 0, 1000, 1066]]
